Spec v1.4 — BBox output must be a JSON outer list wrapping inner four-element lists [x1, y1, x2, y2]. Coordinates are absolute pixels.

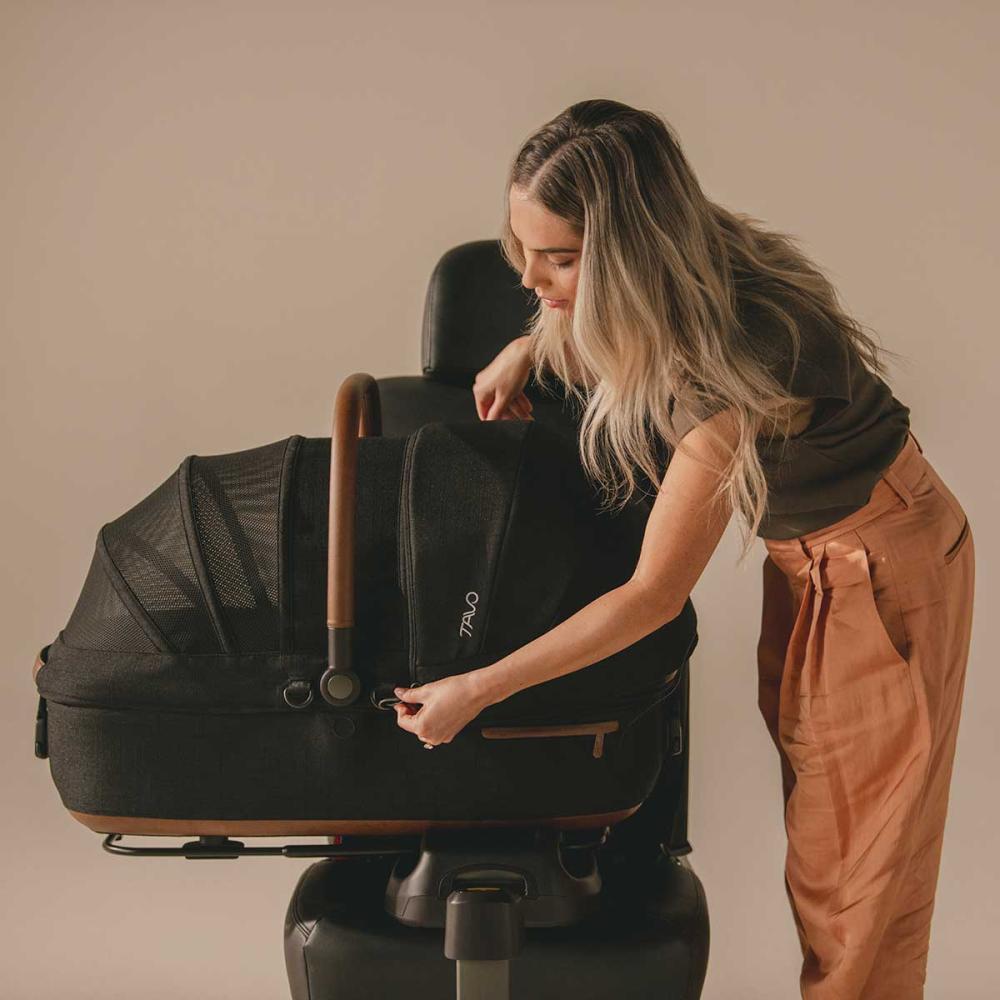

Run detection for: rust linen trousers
[[757, 431, 975, 999]]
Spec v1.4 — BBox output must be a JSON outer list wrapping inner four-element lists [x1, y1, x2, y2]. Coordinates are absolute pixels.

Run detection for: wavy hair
[[499, 99, 906, 565]]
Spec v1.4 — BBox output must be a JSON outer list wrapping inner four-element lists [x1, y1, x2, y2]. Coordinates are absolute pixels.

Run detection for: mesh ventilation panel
[[102, 473, 220, 653], [188, 440, 287, 652], [62, 550, 158, 652]]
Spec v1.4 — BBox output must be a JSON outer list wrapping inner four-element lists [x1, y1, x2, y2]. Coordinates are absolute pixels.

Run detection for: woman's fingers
[[393, 704, 419, 730], [483, 393, 504, 420], [478, 391, 534, 421], [509, 394, 533, 420]]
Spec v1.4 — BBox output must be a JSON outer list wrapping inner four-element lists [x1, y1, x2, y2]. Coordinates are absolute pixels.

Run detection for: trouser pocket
[[787, 534, 928, 915]]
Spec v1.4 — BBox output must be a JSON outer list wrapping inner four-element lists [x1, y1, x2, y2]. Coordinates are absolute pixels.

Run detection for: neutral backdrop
[[2, 2, 996, 998]]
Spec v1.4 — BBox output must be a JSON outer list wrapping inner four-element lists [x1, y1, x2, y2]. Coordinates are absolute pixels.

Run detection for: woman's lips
[[542, 297, 567, 307]]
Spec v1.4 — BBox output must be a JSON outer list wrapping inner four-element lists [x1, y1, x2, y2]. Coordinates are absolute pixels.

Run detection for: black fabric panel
[[401, 421, 528, 682], [287, 436, 329, 656], [603, 659, 696, 862], [43, 699, 665, 823], [480, 421, 591, 654], [37, 634, 323, 711], [351, 435, 410, 690], [277, 435, 302, 654], [376, 374, 580, 439], [398, 419, 698, 703], [288, 435, 410, 692]]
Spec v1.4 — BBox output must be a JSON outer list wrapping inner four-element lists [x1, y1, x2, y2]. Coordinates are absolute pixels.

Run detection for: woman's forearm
[[467, 579, 676, 708]]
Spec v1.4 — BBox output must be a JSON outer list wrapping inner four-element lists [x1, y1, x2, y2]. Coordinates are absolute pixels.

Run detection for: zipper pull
[[370, 682, 405, 710]]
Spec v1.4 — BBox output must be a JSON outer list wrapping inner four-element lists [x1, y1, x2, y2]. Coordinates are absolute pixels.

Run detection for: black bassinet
[[34, 373, 698, 837]]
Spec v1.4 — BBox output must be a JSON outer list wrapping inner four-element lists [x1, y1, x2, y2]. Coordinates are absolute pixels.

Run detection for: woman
[[392, 99, 975, 998]]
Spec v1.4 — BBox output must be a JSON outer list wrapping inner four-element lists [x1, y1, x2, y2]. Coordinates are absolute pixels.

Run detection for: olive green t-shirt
[[667, 301, 911, 540]]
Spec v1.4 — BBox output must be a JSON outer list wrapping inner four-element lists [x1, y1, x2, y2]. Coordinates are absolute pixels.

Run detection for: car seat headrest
[[420, 240, 538, 388]]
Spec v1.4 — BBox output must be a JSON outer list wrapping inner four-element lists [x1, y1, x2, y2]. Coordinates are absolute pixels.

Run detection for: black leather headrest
[[420, 240, 538, 388]]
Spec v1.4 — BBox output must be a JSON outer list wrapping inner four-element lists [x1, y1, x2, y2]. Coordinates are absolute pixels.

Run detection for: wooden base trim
[[69, 806, 640, 837]]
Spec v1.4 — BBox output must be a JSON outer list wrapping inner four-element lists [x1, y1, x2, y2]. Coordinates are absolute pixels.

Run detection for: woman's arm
[[468, 408, 739, 707]]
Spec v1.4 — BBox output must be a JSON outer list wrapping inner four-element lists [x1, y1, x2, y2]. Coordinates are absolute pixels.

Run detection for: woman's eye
[[551, 259, 574, 270]]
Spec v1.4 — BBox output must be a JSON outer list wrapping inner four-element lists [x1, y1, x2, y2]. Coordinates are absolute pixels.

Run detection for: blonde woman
[[392, 99, 975, 999]]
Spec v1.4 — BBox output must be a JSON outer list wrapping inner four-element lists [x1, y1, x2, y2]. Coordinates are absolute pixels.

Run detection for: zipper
[[398, 431, 419, 687], [475, 674, 679, 761], [480, 720, 619, 759], [371, 666, 683, 718], [481, 667, 680, 721]]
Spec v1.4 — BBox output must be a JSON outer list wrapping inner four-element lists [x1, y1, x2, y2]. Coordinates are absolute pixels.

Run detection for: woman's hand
[[473, 336, 535, 421], [392, 672, 494, 747]]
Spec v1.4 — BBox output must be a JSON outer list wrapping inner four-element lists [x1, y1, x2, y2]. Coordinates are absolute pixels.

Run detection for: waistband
[[763, 430, 927, 555]]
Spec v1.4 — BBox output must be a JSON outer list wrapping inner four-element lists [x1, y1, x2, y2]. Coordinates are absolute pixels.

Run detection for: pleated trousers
[[757, 431, 975, 999]]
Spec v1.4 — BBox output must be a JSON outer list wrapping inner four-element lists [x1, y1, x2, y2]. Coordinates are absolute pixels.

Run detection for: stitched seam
[[475, 424, 530, 646], [277, 435, 302, 654], [178, 456, 233, 653]]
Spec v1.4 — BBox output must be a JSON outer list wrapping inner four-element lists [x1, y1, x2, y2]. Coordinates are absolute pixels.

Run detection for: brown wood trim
[[68, 806, 639, 837], [328, 373, 382, 630]]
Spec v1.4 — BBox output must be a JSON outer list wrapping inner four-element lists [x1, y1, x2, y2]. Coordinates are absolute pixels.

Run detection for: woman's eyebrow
[[508, 221, 579, 254], [508, 223, 579, 253]]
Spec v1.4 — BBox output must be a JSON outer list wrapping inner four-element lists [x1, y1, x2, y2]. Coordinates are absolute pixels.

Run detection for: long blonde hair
[[499, 99, 906, 565]]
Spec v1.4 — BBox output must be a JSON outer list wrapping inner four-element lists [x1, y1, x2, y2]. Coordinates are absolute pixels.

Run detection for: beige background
[[2, 2, 996, 997]]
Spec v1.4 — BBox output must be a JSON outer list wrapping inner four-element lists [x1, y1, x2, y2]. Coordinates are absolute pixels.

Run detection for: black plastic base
[[386, 827, 602, 930], [284, 846, 709, 1000]]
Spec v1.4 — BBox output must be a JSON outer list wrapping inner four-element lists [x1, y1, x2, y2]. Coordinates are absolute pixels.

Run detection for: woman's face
[[508, 186, 582, 311]]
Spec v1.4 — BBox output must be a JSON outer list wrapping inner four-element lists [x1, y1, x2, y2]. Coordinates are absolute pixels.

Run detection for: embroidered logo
[[459, 591, 479, 638]]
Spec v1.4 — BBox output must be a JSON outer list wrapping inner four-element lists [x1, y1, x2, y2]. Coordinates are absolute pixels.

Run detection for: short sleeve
[[667, 391, 728, 444], [783, 325, 852, 405]]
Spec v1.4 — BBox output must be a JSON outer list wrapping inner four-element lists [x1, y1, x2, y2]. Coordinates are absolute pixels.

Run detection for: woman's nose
[[521, 261, 542, 292]]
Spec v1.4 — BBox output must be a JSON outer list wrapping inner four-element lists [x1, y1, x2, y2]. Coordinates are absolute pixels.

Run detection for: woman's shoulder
[[667, 292, 856, 443], [736, 292, 852, 404]]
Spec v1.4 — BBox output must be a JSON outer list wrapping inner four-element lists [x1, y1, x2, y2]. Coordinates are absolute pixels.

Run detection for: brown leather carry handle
[[320, 373, 382, 707]]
